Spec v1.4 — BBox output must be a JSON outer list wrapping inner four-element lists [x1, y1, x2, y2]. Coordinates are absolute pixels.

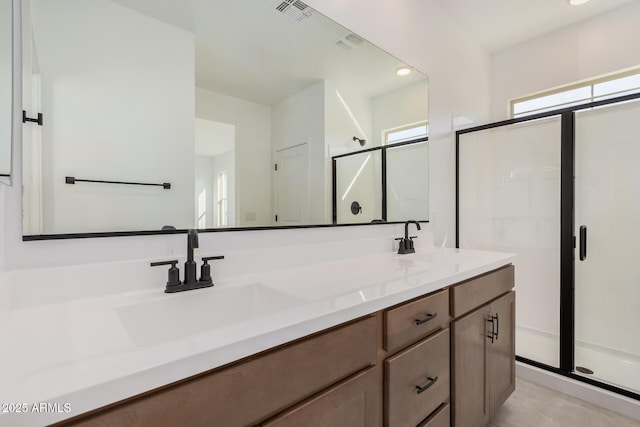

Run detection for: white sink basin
[[117, 283, 302, 346]]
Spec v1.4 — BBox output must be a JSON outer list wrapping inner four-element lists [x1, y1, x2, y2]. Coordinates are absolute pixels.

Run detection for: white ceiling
[[111, 0, 426, 106], [433, 0, 638, 53]]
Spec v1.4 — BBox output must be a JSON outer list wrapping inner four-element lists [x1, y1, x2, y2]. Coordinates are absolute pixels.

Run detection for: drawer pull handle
[[415, 312, 438, 325], [416, 376, 439, 394]]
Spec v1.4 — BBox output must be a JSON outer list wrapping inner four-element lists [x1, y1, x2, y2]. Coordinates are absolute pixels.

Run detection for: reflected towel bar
[[65, 176, 171, 189]]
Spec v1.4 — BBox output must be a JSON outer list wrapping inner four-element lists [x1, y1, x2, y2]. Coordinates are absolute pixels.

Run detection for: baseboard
[[516, 362, 640, 421]]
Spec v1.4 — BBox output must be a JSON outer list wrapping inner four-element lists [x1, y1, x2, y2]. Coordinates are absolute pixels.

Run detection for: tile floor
[[487, 378, 640, 427]]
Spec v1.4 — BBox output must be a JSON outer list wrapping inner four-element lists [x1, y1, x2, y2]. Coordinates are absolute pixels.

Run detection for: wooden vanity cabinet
[[451, 266, 515, 427]]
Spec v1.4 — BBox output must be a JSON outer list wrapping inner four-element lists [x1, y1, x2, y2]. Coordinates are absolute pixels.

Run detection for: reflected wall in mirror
[[0, 0, 11, 185], [21, 0, 428, 237]]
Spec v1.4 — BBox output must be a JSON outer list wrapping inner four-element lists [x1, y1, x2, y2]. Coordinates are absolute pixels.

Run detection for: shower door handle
[[579, 225, 587, 261]]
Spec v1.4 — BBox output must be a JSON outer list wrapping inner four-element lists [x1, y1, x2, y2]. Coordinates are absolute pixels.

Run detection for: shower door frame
[[455, 91, 640, 401]]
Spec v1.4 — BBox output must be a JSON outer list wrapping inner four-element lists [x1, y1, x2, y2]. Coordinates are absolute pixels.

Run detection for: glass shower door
[[574, 99, 640, 393], [458, 116, 562, 368]]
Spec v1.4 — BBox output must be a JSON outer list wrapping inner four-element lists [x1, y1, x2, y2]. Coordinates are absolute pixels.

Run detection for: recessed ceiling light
[[569, 0, 590, 5], [396, 66, 412, 76]]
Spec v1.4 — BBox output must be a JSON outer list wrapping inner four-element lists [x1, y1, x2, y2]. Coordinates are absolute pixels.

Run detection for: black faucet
[[396, 220, 421, 254], [151, 229, 224, 293]]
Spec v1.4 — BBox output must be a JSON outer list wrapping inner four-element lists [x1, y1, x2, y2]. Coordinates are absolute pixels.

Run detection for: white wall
[[26, 0, 195, 234], [490, 1, 640, 120], [325, 80, 374, 153], [3, 0, 490, 270], [195, 88, 271, 227], [372, 80, 429, 146], [0, 0, 10, 178]]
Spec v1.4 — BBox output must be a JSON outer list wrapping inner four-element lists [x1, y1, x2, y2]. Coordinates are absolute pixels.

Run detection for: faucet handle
[[202, 255, 225, 262], [150, 259, 179, 266], [150, 260, 181, 288], [200, 255, 225, 285]]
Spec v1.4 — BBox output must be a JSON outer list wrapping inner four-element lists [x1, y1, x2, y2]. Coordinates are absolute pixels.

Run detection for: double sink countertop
[[0, 246, 515, 426]]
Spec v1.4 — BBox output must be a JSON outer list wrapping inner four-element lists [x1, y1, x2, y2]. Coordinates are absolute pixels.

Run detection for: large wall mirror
[[0, 0, 12, 185], [21, 0, 428, 238]]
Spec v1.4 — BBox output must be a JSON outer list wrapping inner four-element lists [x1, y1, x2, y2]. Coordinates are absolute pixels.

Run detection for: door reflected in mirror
[[21, 0, 428, 237]]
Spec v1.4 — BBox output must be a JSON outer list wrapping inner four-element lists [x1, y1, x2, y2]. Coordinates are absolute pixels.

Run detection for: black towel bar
[[65, 176, 170, 189]]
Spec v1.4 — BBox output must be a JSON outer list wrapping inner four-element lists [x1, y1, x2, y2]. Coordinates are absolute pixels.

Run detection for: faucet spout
[[187, 229, 199, 262], [404, 220, 421, 239], [185, 229, 199, 284]]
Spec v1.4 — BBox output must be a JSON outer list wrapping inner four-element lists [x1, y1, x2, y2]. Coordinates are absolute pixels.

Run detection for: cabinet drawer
[[384, 289, 449, 352], [451, 265, 514, 318], [63, 316, 377, 427], [261, 367, 379, 427], [418, 403, 450, 427], [385, 328, 450, 427]]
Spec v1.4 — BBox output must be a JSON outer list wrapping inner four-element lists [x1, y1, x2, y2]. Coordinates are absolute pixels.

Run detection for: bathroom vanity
[[0, 248, 515, 426]]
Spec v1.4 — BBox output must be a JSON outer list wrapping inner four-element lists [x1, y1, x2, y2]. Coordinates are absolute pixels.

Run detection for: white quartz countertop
[[0, 247, 515, 426]]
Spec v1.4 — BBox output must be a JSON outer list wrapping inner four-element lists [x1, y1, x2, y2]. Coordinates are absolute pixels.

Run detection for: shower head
[[353, 136, 366, 146]]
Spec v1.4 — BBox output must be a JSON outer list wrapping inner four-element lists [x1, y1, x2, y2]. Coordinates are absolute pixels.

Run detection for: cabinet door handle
[[414, 312, 438, 325], [487, 316, 495, 343], [415, 376, 439, 394], [494, 313, 499, 341], [579, 225, 587, 261]]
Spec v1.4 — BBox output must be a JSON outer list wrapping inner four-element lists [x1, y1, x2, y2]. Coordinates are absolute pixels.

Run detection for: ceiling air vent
[[336, 33, 365, 50], [274, 0, 314, 22]]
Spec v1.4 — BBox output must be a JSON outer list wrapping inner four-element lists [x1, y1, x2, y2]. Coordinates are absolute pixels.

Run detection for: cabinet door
[[262, 367, 379, 427], [488, 291, 515, 415], [452, 305, 491, 427]]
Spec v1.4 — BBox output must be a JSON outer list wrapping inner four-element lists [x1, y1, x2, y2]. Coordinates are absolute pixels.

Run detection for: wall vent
[[274, 0, 314, 22], [336, 33, 365, 50]]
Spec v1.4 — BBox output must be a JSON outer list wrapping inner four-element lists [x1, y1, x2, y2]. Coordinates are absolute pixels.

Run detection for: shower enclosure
[[332, 139, 429, 224], [456, 92, 640, 400]]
